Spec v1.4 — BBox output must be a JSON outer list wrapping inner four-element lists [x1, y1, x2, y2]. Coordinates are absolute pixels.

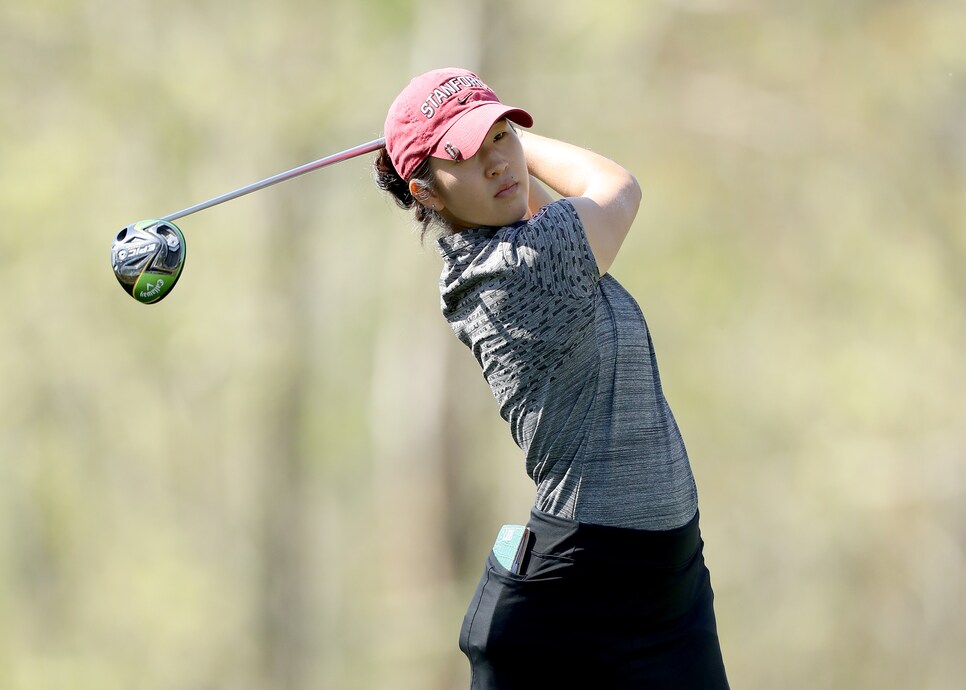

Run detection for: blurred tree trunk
[[254, 193, 314, 690], [366, 2, 489, 687]]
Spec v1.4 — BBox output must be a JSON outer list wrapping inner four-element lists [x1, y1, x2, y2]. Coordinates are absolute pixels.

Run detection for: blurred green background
[[2, 0, 964, 688]]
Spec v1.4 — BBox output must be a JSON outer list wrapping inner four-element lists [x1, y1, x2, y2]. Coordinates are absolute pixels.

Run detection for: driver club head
[[111, 219, 186, 304], [108, 137, 386, 305]]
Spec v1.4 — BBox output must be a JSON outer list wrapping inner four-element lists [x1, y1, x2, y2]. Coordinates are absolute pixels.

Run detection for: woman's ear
[[409, 180, 443, 212]]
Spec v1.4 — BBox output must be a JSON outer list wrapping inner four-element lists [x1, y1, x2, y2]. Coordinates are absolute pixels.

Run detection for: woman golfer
[[374, 68, 729, 689]]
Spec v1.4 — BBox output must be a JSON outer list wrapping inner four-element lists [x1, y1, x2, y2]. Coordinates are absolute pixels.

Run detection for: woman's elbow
[[621, 173, 643, 223], [626, 171, 642, 202]]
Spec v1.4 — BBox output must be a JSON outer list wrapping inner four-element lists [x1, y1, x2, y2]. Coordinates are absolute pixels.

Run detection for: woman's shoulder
[[519, 198, 580, 235], [530, 197, 578, 221], [436, 199, 578, 254], [437, 198, 595, 293]]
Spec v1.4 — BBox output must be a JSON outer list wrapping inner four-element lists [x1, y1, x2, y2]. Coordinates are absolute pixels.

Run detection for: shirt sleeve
[[503, 199, 601, 299]]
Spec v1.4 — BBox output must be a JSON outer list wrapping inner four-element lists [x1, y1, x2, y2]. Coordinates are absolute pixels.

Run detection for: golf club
[[111, 136, 386, 304]]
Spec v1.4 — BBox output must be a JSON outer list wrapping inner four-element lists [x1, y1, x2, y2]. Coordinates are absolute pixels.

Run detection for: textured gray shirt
[[437, 200, 698, 531]]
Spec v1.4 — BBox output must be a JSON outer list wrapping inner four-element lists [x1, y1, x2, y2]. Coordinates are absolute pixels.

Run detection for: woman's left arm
[[520, 130, 641, 276]]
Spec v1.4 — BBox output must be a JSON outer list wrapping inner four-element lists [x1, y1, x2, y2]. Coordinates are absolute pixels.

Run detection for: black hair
[[372, 149, 448, 243]]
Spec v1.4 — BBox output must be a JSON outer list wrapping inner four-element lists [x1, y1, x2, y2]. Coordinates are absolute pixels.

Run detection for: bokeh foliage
[[1, 1, 964, 688]]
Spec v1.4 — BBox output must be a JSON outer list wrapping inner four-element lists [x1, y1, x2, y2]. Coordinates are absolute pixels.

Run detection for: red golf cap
[[384, 68, 533, 181]]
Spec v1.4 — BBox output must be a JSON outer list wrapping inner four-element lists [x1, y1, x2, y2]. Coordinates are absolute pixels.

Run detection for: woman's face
[[421, 119, 531, 231]]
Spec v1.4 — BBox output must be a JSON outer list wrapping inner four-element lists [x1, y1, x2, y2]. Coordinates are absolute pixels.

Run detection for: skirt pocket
[[458, 550, 576, 688]]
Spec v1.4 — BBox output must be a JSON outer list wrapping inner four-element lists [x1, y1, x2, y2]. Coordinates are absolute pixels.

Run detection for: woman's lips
[[495, 181, 518, 199]]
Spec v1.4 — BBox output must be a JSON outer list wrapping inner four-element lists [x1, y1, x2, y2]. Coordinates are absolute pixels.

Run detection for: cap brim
[[428, 102, 533, 162]]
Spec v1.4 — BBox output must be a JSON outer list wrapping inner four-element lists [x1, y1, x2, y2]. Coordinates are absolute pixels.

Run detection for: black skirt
[[458, 508, 730, 689]]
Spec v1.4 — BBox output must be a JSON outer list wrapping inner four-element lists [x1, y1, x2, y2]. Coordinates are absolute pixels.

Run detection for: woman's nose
[[485, 153, 508, 177]]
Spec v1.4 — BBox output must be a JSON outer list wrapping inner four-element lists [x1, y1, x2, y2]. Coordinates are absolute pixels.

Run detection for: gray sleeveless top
[[437, 199, 698, 531]]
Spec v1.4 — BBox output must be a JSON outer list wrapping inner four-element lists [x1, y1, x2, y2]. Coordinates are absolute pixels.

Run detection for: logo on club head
[[116, 242, 158, 262], [139, 278, 165, 300]]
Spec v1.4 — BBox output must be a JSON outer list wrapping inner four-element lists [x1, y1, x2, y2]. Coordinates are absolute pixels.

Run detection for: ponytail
[[372, 149, 447, 243]]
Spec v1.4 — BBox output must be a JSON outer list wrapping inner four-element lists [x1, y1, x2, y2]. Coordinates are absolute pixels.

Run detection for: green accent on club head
[[132, 218, 159, 231], [133, 271, 176, 304]]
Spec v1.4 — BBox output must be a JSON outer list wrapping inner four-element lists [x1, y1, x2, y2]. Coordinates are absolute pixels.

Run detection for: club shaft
[[161, 137, 386, 222]]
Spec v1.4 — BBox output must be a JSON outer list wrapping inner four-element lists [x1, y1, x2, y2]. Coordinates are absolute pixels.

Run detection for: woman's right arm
[[519, 131, 641, 276]]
